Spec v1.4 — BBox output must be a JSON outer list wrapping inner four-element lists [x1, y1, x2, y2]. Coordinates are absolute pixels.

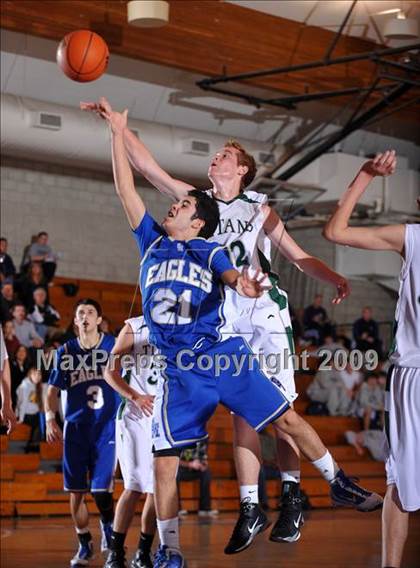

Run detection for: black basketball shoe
[[270, 481, 304, 543], [104, 550, 127, 568], [130, 549, 153, 568], [224, 499, 271, 555]]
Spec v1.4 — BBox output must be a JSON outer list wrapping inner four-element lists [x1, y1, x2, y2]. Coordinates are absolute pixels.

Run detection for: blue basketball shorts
[[63, 419, 116, 492], [152, 336, 290, 451]]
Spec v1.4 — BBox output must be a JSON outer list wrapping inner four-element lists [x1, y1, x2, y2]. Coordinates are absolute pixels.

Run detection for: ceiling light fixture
[[127, 0, 169, 28], [383, 10, 419, 39]]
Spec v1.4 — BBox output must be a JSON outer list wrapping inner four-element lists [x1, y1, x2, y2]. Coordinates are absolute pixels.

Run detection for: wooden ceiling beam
[[1, 0, 418, 118]]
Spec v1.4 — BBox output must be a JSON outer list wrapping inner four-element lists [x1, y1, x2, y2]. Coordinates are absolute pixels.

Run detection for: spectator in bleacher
[[345, 429, 386, 462], [28, 287, 60, 341], [317, 334, 342, 356], [328, 360, 363, 416], [353, 306, 383, 358], [303, 294, 334, 345], [16, 366, 47, 452], [17, 262, 48, 310], [0, 238, 16, 283], [356, 373, 384, 431], [11, 303, 44, 349], [10, 345, 31, 408], [3, 320, 21, 358], [307, 366, 343, 415], [177, 440, 218, 517], [0, 327, 17, 434], [0, 280, 15, 323], [23, 232, 57, 283], [20, 234, 37, 274]]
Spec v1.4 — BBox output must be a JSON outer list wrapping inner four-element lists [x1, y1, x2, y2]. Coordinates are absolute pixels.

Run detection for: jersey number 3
[[86, 385, 104, 410], [151, 288, 192, 325]]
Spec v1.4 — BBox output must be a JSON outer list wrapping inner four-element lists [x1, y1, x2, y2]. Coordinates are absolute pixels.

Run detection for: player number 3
[[86, 385, 104, 410]]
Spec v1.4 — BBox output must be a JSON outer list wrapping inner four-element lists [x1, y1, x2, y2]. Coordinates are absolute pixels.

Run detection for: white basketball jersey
[[121, 316, 160, 419], [389, 224, 420, 368], [207, 190, 275, 316]]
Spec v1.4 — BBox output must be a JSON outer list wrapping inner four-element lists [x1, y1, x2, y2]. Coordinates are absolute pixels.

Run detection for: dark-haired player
[[46, 299, 120, 566], [107, 108, 382, 568], [82, 97, 351, 550]]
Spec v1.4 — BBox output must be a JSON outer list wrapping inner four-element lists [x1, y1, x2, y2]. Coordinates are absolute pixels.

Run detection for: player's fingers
[[80, 101, 96, 110], [373, 153, 382, 165], [99, 96, 112, 112]]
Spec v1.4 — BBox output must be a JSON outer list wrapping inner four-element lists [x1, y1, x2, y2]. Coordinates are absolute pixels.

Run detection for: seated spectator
[[303, 294, 334, 345], [3, 320, 20, 358], [16, 367, 47, 453], [20, 234, 37, 274], [317, 334, 342, 358], [23, 232, 57, 283], [356, 373, 384, 430], [307, 367, 343, 415], [307, 360, 362, 416], [345, 430, 386, 462], [353, 306, 383, 358], [0, 238, 16, 282], [11, 303, 44, 350], [0, 280, 16, 323], [258, 428, 281, 510], [10, 345, 31, 409], [28, 287, 60, 341], [177, 440, 218, 517], [17, 262, 48, 310]]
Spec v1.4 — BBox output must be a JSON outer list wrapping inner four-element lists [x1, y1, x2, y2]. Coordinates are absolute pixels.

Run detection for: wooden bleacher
[[0, 276, 386, 516]]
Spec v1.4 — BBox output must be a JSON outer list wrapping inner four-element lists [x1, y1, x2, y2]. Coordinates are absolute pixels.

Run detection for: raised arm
[[262, 206, 349, 304], [109, 109, 146, 229], [104, 323, 154, 416], [81, 97, 193, 200], [323, 150, 404, 253]]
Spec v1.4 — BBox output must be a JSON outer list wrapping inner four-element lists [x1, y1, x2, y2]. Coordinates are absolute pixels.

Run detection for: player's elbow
[[323, 223, 344, 244]]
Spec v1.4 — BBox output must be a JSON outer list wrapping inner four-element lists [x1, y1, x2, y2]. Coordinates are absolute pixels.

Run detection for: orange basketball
[[56, 30, 109, 83]]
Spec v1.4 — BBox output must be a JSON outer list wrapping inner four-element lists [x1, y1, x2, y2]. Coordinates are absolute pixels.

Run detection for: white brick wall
[[1, 157, 171, 283]]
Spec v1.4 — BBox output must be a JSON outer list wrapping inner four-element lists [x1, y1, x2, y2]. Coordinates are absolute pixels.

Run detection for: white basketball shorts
[[385, 365, 420, 511], [222, 289, 297, 403], [116, 406, 154, 494]]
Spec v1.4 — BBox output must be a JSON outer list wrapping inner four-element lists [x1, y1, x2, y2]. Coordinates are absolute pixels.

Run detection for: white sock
[[75, 527, 90, 534], [281, 470, 301, 484], [311, 451, 339, 483], [240, 485, 259, 504], [157, 517, 179, 550]]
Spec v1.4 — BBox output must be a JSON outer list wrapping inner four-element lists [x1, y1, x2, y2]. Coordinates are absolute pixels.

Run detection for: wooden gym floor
[[2, 509, 420, 568]]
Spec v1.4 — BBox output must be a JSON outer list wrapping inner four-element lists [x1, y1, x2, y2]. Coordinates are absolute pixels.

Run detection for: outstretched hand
[[237, 267, 271, 298], [332, 278, 350, 305], [361, 150, 396, 178], [80, 97, 127, 134]]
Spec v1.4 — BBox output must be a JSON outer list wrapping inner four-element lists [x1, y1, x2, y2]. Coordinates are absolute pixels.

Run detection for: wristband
[[45, 410, 56, 422]]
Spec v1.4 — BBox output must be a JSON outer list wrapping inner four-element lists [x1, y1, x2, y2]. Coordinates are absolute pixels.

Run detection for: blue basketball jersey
[[133, 213, 234, 355], [48, 333, 120, 424]]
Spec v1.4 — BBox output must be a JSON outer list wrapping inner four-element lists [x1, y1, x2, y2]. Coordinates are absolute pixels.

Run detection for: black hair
[[74, 298, 103, 318], [188, 190, 220, 239], [38, 231, 48, 238], [0, 237, 7, 242]]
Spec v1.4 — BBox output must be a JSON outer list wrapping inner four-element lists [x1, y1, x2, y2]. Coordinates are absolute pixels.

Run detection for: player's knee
[[274, 408, 299, 431]]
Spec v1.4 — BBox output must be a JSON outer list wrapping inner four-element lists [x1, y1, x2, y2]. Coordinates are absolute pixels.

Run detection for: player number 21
[[151, 288, 192, 325], [86, 385, 104, 410]]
